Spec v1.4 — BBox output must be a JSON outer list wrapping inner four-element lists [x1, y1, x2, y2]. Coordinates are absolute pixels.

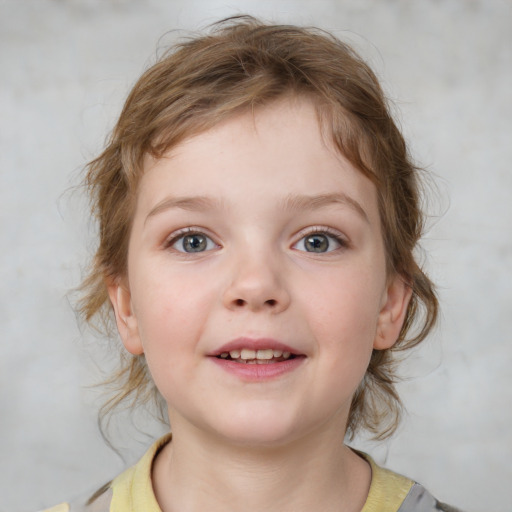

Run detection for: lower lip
[[210, 356, 305, 381]]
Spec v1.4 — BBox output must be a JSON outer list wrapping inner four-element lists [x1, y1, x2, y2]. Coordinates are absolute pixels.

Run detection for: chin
[[218, 426, 301, 448], [207, 408, 308, 448]]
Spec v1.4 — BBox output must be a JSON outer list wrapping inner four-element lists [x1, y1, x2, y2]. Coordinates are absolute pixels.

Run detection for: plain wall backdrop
[[1, 1, 511, 511]]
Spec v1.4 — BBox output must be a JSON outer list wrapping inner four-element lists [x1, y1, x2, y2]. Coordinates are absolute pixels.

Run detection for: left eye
[[293, 232, 343, 253], [172, 232, 217, 253]]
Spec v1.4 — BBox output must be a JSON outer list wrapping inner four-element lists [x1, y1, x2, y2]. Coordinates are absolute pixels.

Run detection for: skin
[[108, 96, 411, 512]]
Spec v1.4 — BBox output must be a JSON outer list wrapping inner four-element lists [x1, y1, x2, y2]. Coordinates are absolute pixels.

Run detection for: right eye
[[171, 232, 217, 253]]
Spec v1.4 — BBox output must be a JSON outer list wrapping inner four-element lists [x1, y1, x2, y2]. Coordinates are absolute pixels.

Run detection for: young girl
[[42, 16, 462, 512]]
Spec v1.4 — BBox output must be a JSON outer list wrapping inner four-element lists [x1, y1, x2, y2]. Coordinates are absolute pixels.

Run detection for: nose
[[222, 251, 291, 313]]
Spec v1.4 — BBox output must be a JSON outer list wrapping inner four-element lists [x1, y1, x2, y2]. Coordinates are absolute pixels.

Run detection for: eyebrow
[[145, 196, 222, 224], [281, 193, 370, 223], [145, 192, 369, 224]]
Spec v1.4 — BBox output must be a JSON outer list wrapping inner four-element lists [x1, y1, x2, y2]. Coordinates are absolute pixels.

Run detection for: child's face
[[109, 97, 410, 446]]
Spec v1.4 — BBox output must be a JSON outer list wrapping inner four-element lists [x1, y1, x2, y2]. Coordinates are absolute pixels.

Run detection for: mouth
[[216, 348, 297, 364], [209, 338, 305, 380], [209, 338, 304, 365]]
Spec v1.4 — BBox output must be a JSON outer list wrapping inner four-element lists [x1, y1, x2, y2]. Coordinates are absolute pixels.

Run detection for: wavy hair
[[80, 16, 438, 440]]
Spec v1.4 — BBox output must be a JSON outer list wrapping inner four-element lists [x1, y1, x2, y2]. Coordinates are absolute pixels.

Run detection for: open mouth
[[215, 348, 297, 364]]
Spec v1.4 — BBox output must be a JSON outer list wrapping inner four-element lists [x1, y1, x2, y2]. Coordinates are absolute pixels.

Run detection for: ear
[[107, 277, 144, 355], [374, 274, 413, 350]]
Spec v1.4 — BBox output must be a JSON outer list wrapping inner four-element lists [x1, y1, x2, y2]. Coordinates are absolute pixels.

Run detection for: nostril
[[265, 299, 277, 307], [235, 299, 245, 307]]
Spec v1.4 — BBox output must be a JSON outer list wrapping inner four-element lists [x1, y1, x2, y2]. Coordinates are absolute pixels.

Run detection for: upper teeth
[[219, 349, 291, 360]]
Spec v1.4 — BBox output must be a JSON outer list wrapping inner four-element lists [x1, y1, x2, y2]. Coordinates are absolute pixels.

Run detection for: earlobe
[[107, 278, 144, 355], [373, 275, 413, 350]]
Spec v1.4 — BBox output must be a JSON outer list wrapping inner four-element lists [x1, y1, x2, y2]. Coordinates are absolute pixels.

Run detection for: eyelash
[[164, 228, 218, 253], [163, 226, 348, 254], [292, 227, 348, 253]]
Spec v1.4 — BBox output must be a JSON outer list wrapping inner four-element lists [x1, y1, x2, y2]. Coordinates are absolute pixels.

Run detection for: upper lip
[[209, 337, 301, 357]]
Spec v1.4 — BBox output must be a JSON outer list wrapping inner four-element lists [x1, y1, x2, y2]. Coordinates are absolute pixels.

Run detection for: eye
[[293, 231, 344, 253], [170, 231, 217, 253]]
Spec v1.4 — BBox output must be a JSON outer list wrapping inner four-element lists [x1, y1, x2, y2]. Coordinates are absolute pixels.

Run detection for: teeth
[[224, 348, 293, 361], [256, 349, 274, 360], [240, 349, 256, 360]]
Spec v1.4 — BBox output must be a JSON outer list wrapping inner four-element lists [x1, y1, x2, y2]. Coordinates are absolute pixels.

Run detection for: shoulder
[[359, 451, 464, 512], [398, 483, 464, 512], [37, 434, 171, 512]]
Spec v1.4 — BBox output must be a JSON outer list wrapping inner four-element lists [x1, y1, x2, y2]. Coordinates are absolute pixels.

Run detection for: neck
[[152, 422, 371, 512]]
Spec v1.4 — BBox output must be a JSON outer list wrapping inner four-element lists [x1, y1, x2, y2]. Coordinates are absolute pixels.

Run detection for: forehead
[[137, 97, 379, 224]]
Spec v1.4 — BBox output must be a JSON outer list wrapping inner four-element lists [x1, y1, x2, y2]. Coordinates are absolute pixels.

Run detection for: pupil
[[305, 234, 328, 253], [183, 234, 206, 252]]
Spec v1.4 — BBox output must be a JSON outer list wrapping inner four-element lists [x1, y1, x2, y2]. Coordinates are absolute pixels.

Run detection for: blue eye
[[172, 232, 217, 253], [294, 232, 343, 253]]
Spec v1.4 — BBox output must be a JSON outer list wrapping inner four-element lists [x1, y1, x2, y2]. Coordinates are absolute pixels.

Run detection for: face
[[109, 97, 410, 447]]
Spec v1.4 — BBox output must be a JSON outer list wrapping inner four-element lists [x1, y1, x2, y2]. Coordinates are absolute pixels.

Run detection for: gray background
[[1, 1, 511, 511]]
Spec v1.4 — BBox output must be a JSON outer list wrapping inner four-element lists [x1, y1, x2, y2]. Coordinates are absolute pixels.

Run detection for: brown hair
[[80, 15, 438, 440]]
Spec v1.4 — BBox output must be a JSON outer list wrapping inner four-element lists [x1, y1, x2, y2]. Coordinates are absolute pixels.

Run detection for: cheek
[[128, 265, 219, 390], [297, 265, 384, 384], [131, 262, 214, 338], [133, 289, 200, 404], [299, 265, 384, 337]]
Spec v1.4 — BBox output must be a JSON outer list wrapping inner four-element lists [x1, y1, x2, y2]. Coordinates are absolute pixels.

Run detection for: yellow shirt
[[110, 435, 414, 512], [42, 435, 424, 512]]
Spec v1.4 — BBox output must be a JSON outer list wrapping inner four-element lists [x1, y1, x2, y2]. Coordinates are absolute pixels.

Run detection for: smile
[[210, 338, 305, 380], [217, 349, 293, 364]]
